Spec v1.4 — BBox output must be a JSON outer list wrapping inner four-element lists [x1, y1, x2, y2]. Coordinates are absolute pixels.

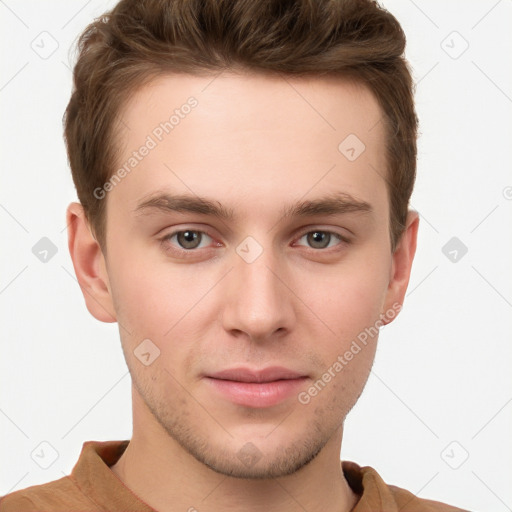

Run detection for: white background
[[1, 1, 511, 511]]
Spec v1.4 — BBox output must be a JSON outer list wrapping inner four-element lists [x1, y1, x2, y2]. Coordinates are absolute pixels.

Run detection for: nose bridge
[[222, 238, 294, 339]]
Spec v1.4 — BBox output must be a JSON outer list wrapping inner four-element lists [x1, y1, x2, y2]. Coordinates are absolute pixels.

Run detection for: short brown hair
[[64, 0, 417, 251]]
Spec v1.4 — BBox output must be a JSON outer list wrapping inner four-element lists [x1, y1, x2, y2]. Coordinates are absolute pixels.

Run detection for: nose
[[221, 243, 296, 342]]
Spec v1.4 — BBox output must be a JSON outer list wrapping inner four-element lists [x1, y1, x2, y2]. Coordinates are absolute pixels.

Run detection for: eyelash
[[159, 227, 351, 257]]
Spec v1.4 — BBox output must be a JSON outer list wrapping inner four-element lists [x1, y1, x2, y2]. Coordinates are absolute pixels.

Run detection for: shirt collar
[[71, 440, 398, 511]]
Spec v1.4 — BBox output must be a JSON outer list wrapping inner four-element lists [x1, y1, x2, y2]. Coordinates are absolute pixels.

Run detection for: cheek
[[110, 267, 170, 336], [108, 241, 198, 327], [302, 247, 392, 343], [107, 249, 221, 368], [304, 260, 387, 411]]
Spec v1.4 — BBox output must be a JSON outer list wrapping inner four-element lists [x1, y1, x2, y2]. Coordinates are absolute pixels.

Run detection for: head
[[66, 0, 419, 478]]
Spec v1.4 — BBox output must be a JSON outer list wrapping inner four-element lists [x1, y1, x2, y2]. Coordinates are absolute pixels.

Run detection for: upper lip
[[206, 366, 307, 383]]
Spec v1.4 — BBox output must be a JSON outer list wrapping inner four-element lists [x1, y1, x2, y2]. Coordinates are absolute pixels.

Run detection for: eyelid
[[158, 225, 352, 257], [158, 227, 221, 255], [292, 226, 352, 244]]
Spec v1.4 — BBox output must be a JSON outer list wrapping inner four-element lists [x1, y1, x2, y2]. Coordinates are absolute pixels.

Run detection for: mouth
[[204, 366, 309, 408]]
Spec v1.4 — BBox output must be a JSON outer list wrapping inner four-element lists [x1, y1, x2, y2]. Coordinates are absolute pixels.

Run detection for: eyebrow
[[280, 192, 372, 219], [134, 194, 235, 220], [134, 191, 372, 221]]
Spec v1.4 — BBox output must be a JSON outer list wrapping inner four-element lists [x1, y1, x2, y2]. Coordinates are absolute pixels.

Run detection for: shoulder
[[387, 483, 468, 511], [0, 475, 96, 512], [342, 461, 468, 512]]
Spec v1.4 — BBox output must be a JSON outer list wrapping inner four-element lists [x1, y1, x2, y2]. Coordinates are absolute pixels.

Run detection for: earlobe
[[66, 202, 117, 323], [382, 210, 419, 324]]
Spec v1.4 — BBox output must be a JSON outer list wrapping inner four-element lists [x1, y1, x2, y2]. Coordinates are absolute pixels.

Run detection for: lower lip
[[205, 377, 308, 408]]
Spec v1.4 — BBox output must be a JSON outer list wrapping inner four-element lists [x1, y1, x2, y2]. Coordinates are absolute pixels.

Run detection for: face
[[71, 71, 417, 478]]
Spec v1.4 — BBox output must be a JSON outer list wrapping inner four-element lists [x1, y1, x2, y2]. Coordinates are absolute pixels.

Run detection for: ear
[[381, 210, 419, 325], [66, 202, 116, 323]]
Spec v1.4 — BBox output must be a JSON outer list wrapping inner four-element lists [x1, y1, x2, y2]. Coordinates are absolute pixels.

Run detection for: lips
[[207, 366, 306, 383], [204, 366, 309, 408]]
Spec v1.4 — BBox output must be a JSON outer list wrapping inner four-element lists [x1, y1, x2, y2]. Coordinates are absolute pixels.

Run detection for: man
[[0, 0, 466, 510]]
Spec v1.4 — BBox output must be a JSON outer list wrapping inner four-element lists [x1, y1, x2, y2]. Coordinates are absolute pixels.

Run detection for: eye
[[295, 230, 348, 250], [162, 229, 214, 250]]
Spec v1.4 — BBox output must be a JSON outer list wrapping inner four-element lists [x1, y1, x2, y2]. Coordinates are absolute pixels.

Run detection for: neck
[[110, 392, 359, 512]]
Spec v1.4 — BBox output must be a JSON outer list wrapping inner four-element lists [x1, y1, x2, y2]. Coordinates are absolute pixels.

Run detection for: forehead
[[110, 71, 388, 219]]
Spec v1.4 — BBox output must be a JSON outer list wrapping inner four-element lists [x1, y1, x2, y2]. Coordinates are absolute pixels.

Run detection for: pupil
[[179, 230, 200, 249], [308, 231, 329, 248]]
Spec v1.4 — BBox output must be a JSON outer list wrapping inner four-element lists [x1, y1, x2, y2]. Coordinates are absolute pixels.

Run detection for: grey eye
[[306, 231, 332, 249], [176, 230, 203, 249]]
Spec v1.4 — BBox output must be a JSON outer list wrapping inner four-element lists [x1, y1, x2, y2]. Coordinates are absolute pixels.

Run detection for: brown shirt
[[0, 440, 466, 511]]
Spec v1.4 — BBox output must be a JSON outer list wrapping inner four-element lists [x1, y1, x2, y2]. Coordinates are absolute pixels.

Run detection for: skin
[[67, 71, 418, 512]]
